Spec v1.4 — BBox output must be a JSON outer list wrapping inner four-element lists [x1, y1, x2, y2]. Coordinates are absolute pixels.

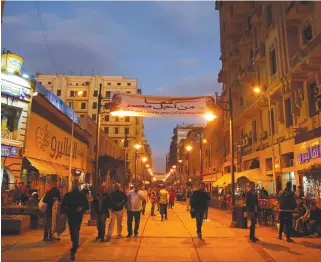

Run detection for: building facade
[[1, 53, 34, 189], [215, 1, 321, 197], [36, 74, 145, 180]]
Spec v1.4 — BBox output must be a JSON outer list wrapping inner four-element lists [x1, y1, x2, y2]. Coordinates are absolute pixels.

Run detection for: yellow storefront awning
[[50, 163, 69, 177], [27, 157, 56, 175]]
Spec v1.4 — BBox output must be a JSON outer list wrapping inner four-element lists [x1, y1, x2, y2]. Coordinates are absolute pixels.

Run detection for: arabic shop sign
[[297, 145, 321, 164], [25, 113, 87, 169], [1, 79, 28, 100], [1, 145, 18, 157], [1, 53, 24, 75], [109, 93, 217, 117]]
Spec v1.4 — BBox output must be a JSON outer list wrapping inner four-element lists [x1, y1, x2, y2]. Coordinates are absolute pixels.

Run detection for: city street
[[2, 203, 321, 262]]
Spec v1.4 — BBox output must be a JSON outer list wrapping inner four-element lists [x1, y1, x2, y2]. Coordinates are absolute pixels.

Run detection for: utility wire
[[35, 1, 56, 73]]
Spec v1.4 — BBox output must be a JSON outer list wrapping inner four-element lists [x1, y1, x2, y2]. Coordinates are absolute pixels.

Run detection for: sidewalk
[[2, 203, 321, 261]]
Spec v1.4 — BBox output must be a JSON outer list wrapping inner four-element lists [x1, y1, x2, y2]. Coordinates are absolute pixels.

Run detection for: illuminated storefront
[[1, 53, 34, 189], [23, 93, 90, 196]]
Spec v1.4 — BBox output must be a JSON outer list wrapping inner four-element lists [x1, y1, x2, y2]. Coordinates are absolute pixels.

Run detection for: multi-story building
[[36, 74, 145, 180], [215, 1, 321, 197]]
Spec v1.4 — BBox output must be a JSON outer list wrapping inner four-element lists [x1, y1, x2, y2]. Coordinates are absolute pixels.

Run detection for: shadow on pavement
[[257, 241, 301, 255], [296, 240, 321, 250]]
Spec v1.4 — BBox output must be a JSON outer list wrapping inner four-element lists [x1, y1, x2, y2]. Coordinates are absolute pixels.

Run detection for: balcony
[[238, 30, 252, 45], [218, 70, 225, 83], [254, 43, 266, 64], [238, 65, 255, 83], [287, 1, 312, 20]]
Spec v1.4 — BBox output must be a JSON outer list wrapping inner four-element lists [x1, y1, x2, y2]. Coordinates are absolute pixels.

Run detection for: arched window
[[302, 20, 313, 45]]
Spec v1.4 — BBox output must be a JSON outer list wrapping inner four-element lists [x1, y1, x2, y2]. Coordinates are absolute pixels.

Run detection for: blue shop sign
[[1, 79, 27, 99], [1, 145, 18, 157]]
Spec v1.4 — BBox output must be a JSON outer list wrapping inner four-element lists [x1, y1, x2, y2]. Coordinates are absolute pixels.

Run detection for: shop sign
[[1, 53, 24, 75], [1, 145, 18, 157], [297, 145, 321, 164], [25, 113, 87, 169], [1, 79, 28, 99]]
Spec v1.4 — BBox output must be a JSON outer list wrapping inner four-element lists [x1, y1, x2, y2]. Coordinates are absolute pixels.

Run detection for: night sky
[[2, 1, 222, 172]]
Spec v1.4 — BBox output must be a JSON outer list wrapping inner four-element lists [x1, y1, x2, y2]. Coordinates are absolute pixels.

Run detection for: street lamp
[[134, 144, 142, 183], [142, 157, 147, 163], [203, 112, 217, 121], [253, 85, 277, 195], [69, 90, 83, 190]]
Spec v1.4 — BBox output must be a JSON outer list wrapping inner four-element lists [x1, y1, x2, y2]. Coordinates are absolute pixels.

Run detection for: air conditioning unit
[[259, 131, 268, 140]]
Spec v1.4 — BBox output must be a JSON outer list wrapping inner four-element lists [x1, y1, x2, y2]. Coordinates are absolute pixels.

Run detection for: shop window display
[[1, 107, 21, 140]]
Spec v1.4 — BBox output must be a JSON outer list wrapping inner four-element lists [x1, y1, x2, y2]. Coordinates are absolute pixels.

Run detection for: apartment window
[[240, 96, 244, 106], [254, 28, 258, 49], [69, 102, 74, 108], [249, 49, 254, 64], [106, 91, 111, 98], [125, 116, 130, 122], [104, 115, 109, 121], [126, 91, 131, 94], [107, 82, 111, 86], [267, 5, 273, 27], [127, 83, 131, 86], [83, 91, 87, 97], [76, 83, 78, 86], [270, 49, 277, 75], [81, 102, 86, 109], [248, 16, 252, 30], [104, 127, 109, 134], [92, 102, 97, 109], [48, 82, 52, 84], [284, 98, 293, 127], [115, 127, 119, 134], [302, 21, 313, 45], [125, 127, 129, 135], [308, 82, 317, 117], [252, 120, 257, 142], [92, 114, 96, 121], [117, 83, 121, 86], [57, 90, 61, 96], [70, 90, 74, 97], [114, 140, 118, 144], [93, 90, 98, 97]]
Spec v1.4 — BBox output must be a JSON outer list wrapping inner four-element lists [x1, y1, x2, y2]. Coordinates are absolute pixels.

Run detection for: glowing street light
[[203, 112, 217, 121], [134, 144, 142, 150], [142, 157, 147, 163], [178, 159, 183, 163], [172, 165, 176, 169], [202, 139, 207, 144], [253, 86, 262, 94], [185, 145, 193, 152], [146, 164, 150, 168]]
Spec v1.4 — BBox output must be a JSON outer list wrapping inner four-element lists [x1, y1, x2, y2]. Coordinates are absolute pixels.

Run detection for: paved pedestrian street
[[2, 203, 321, 262]]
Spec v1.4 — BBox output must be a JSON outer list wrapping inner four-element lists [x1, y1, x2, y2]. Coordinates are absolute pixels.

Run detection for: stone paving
[[2, 203, 321, 261]]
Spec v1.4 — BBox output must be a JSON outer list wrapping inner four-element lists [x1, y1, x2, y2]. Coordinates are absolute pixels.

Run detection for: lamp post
[[253, 86, 277, 195], [134, 144, 142, 183], [69, 90, 83, 190], [185, 145, 193, 182]]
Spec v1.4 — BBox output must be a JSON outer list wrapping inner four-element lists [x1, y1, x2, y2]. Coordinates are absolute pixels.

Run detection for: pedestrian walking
[[141, 185, 149, 215], [106, 184, 127, 240], [126, 184, 146, 237], [159, 185, 169, 221], [190, 182, 210, 238], [245, 182, 260, 242], [156, 186, 161, 211], [12, 185, 21, 205], [169, 189, 175, 209], [150, 191, 157, 216], [92, 185, 110, 242], [61, 180, 89, 261], [42, 182, 61, 241], [186, 186, 192, 211], [278, 181, 297, 242]]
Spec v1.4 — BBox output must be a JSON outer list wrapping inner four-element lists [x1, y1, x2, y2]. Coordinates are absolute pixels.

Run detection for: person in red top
[[150, 192, 157, 216], [169, 189, 175, 209]]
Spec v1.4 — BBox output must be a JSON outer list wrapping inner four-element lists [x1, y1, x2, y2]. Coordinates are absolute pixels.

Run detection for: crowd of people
[[38, 181, 210, 261], [246, 181, 321, 243]]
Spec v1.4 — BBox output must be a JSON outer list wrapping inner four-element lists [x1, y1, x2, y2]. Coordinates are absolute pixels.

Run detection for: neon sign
[[1, 145, 18, 157], [297, 145, 321, 164]]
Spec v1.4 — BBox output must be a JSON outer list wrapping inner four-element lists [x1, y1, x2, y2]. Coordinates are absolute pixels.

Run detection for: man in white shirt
[[141, 185, 149, 215], [126, 184, 146, 237]]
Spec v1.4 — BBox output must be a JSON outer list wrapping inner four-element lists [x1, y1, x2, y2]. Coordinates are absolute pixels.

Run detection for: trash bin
[[234, 206, 247, 229]]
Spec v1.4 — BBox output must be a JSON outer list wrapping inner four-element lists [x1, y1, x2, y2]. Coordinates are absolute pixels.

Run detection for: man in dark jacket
[[246, 182, 260, 242], [43, 183, 60, 241], [62, 180, 89, 261], [190, 182, 210, 239], [106, 184, 127, 240], [278, 181, 296, 242], [92, 185, 111, 242]]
